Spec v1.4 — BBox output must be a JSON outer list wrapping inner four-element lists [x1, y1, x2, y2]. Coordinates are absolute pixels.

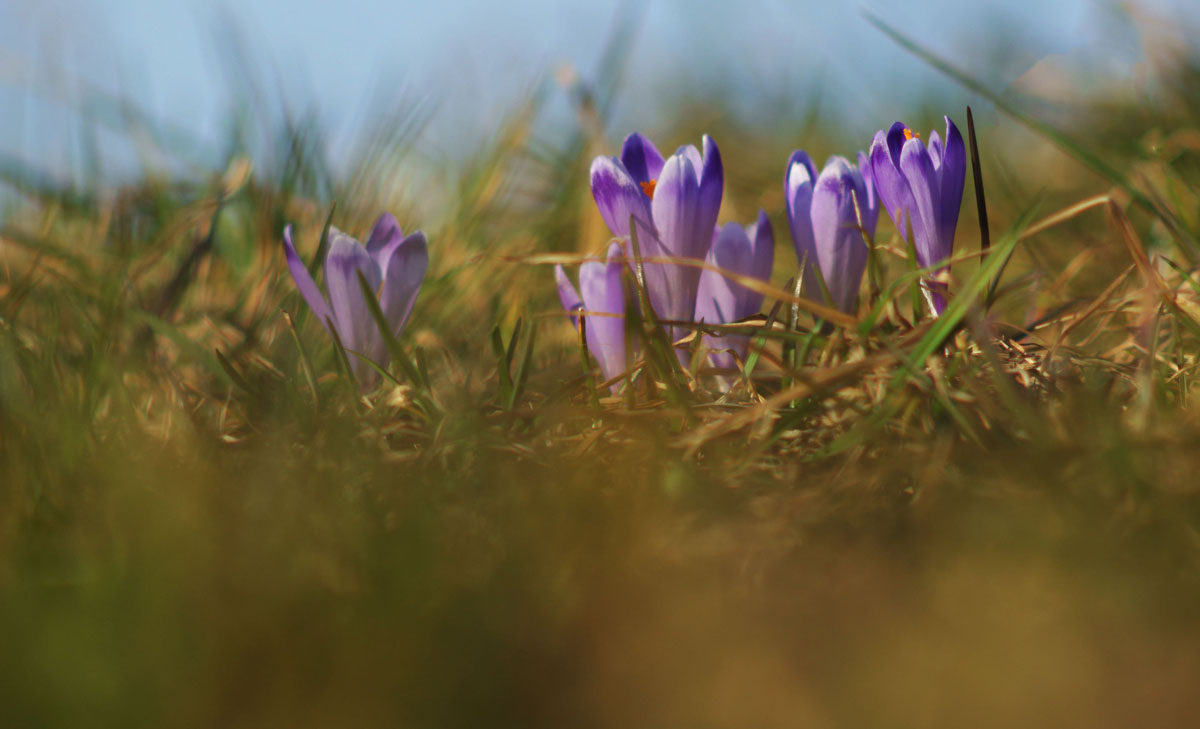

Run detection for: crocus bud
[[869, 116, 966, 314], [282, 213, 427, 388], [786, 152, 878, 314]]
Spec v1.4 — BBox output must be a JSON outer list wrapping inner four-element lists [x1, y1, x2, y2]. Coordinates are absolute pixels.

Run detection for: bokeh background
[[2, 0, 1194, 178], [6, 2, 1200, 728]]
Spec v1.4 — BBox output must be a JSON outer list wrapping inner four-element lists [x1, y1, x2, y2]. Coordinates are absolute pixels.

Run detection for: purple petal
[[696, 135, 724, 246], [856, 151, 880, 235], [898, 137, 944, 268], [282, 225, 334, 333], [645, 150, 703, 325], [927, 130, 944, 170], [749, 209, 775, 291], [364, 212, 404, 270], [580, 242, 628, 388], [620, 133, 664, 185], [325, 229, 384, 370], [811, 158, 868, 314], [845, 164, 875, 242], [884, 122, 909, 168], [705, 212, 773, 368], [785, 152, 819, 299], [784, 150, 818, 225], [590, 155, 653, 238], [676, 144, 703, 181], [380, 231, 427, 337], [555, 264, 583, 330], [937, 116, 967, 251], [696, 223, 755, 368], [696, 223, 753, 326], [870, 130, 916, 245]]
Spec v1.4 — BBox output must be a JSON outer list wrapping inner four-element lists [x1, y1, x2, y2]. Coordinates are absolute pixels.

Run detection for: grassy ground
[[5, 18, 1200, 728]]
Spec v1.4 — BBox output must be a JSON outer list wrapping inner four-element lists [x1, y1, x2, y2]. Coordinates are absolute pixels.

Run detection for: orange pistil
[[903, 127, 921, 142], [640, 180, 657, 200]]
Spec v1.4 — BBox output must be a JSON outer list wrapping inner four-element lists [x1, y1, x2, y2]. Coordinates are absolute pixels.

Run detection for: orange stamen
[[903, 127, 921, 142], [640, 179, 657, 200]]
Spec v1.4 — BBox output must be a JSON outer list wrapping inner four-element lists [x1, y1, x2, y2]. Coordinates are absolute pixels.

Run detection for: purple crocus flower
[[555, 242, 628, 390], [694, 210, 774, 369], [282, 213, 428, 387], [785, 152, 879, 315], [590, 132, 723, 351], [869, 116, 966, 314]]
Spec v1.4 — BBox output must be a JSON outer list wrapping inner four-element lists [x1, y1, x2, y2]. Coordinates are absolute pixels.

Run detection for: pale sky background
[[0, 0, 1194, 182]]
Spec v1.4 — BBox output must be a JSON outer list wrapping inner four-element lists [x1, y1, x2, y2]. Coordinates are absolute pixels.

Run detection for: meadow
[[4, 12, 1200, 728]]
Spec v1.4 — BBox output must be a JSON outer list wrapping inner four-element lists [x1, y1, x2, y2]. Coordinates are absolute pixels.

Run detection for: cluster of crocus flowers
[[556, 116, 967, 386], [870, 116, 966, 314], [557, 132, 779, 388], [555, 210, 773, 389], [279, 118, 968, 396], [282, 213, 428, 388]]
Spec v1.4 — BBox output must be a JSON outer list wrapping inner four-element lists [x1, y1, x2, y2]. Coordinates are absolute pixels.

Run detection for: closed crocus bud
[[869, 116, 966, 314], [694, 210, 774, 369], [590, 132, 723, 355], [785, 152, 878, 315], [555, 242, 628, 390], [282, 213, 427, 388]]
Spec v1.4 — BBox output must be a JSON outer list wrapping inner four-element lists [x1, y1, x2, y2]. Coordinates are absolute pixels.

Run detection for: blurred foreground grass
[[5, 13, 1200, 728]]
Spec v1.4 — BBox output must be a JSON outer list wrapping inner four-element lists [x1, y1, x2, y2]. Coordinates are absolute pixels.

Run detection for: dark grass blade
[[348, 356, 404, 392], [576, 313, 602, 409], [306, 202, 337, 278], [355, 272, 435, 418], [356, 273, 422, 386], [510, 319, 538, 409], [415, 346, 432, 391], [686, 321, 708, 379], [967, 106, 991, 256], [282, 311, 320, 409], [622, 270, 641, 407], [781, 274, 805, 395], [491, 324, 516, 409], [152, 200, 224, 318], [967, 106, 997, 310], [215, 348, 259, 397], [323, 314, 362, 402], [743, 291, 788, 379], [505, 317, 524, 370]]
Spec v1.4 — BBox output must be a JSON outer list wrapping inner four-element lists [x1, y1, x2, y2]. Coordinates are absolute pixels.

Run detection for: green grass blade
[[491, 323, 515, 409], [306, 202, 337, 277], [356, 271, 423, 387], [908, 204, 1040, 367]]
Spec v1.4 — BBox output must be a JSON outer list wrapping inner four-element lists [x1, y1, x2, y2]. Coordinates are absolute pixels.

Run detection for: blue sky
[[0, 0, 1191, 179]]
